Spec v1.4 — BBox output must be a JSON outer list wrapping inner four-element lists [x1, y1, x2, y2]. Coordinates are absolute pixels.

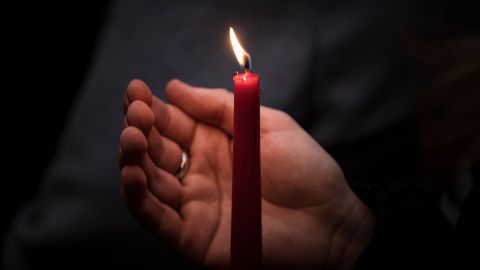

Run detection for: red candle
[[229, 28, 262, 269]]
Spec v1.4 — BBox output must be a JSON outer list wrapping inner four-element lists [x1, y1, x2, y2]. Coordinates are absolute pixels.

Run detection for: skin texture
[[119, 79, 375, 269]]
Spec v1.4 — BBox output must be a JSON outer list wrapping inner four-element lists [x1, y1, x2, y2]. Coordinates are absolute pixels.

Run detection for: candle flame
[[229, 27, 251, 69]]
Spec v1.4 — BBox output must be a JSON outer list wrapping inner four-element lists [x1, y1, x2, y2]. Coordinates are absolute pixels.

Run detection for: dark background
[[1, 0, 479, 267], [2, 2, 112, 246]]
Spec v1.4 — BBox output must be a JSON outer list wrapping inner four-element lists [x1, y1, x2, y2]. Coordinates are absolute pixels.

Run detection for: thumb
[[165, 79, 234, 135]]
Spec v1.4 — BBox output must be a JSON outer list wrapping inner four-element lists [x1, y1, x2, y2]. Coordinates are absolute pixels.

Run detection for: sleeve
[[350, 179, 456, 269]]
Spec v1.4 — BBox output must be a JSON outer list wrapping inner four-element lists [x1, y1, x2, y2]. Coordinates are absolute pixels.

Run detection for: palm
[[179, 107, 350, 269], [120, 79, 373, 270]]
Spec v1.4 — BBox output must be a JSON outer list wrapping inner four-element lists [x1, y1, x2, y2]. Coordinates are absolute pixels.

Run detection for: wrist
[[328, 193, 376, 269]]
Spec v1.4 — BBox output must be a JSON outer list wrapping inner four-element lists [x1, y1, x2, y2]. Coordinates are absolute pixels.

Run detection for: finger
[[142, 154, 183, 210], [151, 96, 196, 149], [126, 79, 153, 106], [126, 100, 155, 135], [119, 126, 147, 167], [121, 165, 182, 247], [166, 79, 234, 135], [147, 127, 183, 174], [123, 79, 153, 114]]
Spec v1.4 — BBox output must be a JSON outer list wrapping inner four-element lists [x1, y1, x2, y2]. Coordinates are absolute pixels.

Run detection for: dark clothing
[[3, 0, 455, 269]]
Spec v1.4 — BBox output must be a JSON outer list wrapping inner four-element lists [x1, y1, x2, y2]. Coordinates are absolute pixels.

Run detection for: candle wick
[[243, 54, 251, 71]]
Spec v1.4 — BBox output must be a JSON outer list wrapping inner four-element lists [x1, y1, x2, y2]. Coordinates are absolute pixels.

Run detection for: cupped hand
[[119, 79, 374, 269]]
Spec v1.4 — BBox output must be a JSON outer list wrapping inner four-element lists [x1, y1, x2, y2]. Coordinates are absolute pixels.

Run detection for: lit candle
[[229, 27, 262, 270]]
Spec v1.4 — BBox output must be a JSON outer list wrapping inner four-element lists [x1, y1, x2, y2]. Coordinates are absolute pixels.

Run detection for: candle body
[[231, 71, 262, 269]]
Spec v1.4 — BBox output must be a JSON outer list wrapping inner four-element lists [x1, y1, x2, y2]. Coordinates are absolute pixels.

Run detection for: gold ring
[[175, 151, 190, 180]]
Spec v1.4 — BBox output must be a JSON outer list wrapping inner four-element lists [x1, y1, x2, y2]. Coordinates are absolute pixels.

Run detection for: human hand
[[119, 79, 375, 269]]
